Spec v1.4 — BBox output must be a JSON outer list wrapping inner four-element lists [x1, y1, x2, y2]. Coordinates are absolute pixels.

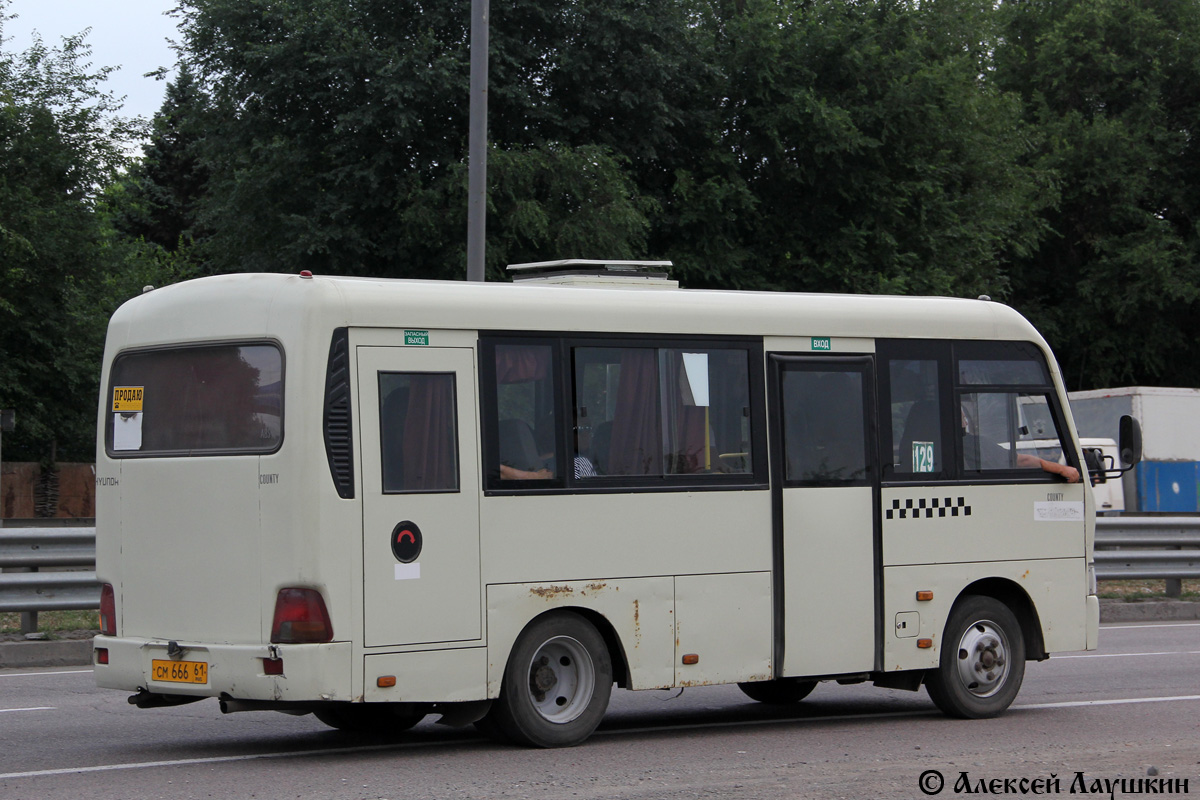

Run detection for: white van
[[1018, 438, 1125, 512]]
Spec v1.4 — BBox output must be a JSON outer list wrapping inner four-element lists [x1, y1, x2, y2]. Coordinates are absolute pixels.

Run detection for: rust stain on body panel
[[529, 585, 574, 599], [633, 599, 641, 648]]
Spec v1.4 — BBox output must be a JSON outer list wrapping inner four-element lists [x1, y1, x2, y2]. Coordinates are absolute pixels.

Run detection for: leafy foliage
[[677, 0, 1043, 297], [170, 0, 714, 276], [0, 6, 146, 461], [112, 64, 211, 256], [995, 0, 1200, 389]]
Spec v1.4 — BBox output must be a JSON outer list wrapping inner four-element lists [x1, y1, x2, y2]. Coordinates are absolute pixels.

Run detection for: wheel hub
[[955, 621, 1010, 698], [531, 657, 558, 697], [525, 635, 595, 724]]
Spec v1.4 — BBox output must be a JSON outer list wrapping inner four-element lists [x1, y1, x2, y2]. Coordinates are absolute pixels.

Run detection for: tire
[[925, 595, 1026, 719], [737, 678, 817, 705], [487, 611, 613, 748], [313, 703, 425, 735]]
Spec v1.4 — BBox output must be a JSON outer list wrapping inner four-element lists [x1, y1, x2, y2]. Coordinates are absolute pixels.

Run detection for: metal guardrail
[[0, 527, 99, 618], [0, 528, 96, 569], [1094, 517, 1200, 583], [0, 571, 100, 612]]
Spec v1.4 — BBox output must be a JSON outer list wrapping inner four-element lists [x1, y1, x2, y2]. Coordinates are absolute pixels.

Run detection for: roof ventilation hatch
[[506, 259, 678, 289]]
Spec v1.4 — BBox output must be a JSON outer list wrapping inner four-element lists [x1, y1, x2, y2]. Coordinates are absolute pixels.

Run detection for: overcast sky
[[4, 0, 180, 121]]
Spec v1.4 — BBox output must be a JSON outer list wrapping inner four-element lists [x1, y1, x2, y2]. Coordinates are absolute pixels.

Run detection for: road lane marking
[[1103, 622, 1200, 630], [1019, 694, 1200, 709], [0, 669, 93, 679], [0, 707, 55, 713], [0, 740, 452, 780], [1050, 650, 1200, 659]]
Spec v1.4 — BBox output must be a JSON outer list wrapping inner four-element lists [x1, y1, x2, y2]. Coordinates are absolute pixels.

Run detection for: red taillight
[[96, 648, 109, 665], [263, 657, 284, 675], [270, 588, 333, 643], [99, 583, 116, 636]]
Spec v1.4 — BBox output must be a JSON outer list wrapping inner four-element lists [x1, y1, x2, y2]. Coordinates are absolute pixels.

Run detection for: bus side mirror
[[1118, 415, 1142, 468]]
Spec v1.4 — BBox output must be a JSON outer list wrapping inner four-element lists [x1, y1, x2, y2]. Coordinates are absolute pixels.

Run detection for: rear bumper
[[1086, 594, 1100, 650], [93, 636, 353, 702]]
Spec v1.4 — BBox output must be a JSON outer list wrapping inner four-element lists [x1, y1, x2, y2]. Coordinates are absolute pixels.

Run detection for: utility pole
[[0, 409, 13, 529], [466, 0, 489, 283]]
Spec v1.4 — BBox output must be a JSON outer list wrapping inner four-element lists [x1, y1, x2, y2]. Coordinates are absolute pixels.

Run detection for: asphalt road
[[1, 621, 1198, 800]]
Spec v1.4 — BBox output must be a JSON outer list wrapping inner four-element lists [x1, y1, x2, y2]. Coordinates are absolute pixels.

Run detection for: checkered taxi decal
[[885, 496, 972, 520]]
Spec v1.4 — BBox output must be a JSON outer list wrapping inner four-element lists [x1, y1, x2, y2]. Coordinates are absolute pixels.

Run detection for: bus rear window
[[106, 343, 283, 456]]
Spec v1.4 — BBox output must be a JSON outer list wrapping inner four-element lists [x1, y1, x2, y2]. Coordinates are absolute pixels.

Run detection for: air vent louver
[[323, 327, 354, 498]]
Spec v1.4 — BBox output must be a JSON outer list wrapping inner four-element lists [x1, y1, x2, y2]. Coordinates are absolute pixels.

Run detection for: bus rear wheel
[[488, 611, 613, 748], [313, 703, 425, 735], [737, 678, 817, 704], [925, 595, 1025, 719]]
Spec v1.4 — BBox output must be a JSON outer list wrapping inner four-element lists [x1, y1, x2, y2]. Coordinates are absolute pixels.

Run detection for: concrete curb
[[1, 602, 1197, 669], [0, 638, 93, 669], [1098, 600, 1200, 623]]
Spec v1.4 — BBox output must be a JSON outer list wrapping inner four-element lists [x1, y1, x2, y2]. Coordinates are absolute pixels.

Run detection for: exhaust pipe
[[218, 695, 316, 716]]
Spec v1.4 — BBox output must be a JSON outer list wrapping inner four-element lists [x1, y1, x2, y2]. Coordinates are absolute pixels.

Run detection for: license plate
[[151, 659, 208, 684]]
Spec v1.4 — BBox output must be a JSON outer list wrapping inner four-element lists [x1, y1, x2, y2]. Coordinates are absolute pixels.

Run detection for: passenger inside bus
[[898, 399, 941, 474], [961, 407, 1080, 482], [497, 416, 597, 480]]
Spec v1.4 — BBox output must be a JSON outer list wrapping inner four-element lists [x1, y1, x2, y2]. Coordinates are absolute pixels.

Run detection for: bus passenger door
[[770, 355, 880, 678], [358, 346, 481, 647]]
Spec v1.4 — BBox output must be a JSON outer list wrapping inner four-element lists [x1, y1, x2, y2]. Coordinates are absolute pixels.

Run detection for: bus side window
[[379, 373, 459, 493], [485, 336, 760, 491], [960, 391, 1067, 476], [781, 369, 867, 482], [662, 348, 753, 476], [575, 347, 661, 476], [954, 344, 1072, 479], [494, 344, 559, 481], [890, 359, 941, 475], [573, 346, 754, 478]]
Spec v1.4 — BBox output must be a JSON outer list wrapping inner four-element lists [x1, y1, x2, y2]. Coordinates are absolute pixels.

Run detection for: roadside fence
[[0, 525, 98, 634]]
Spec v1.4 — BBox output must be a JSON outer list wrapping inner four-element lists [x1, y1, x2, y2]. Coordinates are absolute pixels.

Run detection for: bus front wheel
[[925, 595, 1025, 719], [489, 611, 613, 747], [737, 678, 817, 704]]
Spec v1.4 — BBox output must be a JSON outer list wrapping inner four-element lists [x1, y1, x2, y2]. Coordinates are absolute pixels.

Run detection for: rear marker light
[[263, 657, 284, 676], [99, 583, 116, 636], [917, 638, 933, 649], [270, 587, 334, 644], [96, 648, 109, 665], [681, 654, 699, 665], [916, 591, 934, 602], [377, 676, 396, 688]]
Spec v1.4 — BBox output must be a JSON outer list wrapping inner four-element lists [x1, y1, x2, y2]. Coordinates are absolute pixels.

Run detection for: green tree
[[172, 0, 715, 278], [112, 64, 211, 257], [675, 0, 1044, 297], [0, 5, 144, 461], [995, 0, 1200, 390]]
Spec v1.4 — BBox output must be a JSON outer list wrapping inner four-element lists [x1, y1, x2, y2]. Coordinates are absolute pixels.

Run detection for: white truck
[[1069, 387, 1200, 513]]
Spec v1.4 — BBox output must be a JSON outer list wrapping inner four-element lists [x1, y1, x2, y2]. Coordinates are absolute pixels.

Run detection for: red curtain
[[402, 375, 457, 491], [607, 350, 661, 475]]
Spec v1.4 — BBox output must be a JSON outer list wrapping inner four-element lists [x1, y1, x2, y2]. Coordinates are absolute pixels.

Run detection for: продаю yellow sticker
[[112, 386, 144, 413]]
